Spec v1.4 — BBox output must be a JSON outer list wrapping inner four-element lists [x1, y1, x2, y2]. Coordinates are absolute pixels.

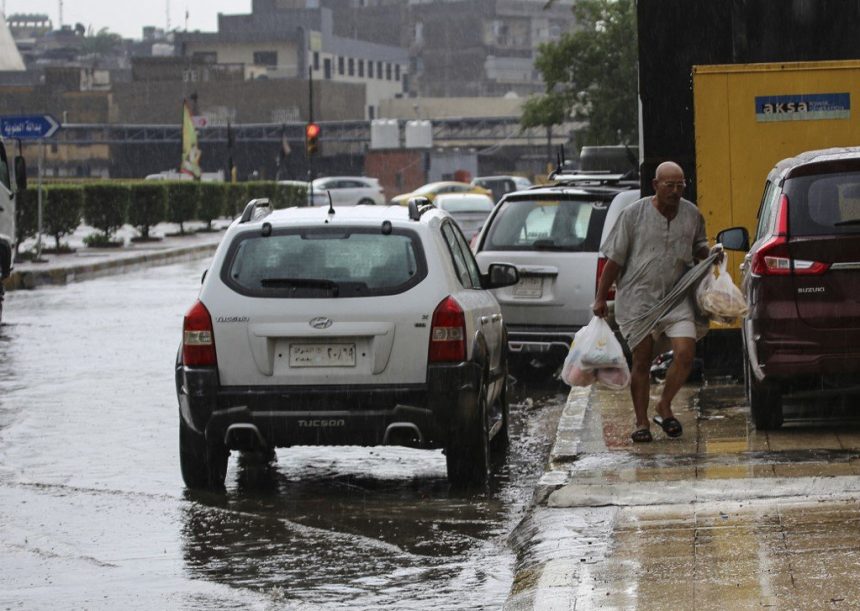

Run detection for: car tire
[[746, 361, 783, 430], [357, 198, 375, 206], [179, 418, 229, 490], [490, 365, 510, 454], [446, 377, 490, 487]]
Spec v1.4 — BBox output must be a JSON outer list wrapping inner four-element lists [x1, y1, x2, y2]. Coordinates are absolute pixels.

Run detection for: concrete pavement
[[506, 381, 860, 609]]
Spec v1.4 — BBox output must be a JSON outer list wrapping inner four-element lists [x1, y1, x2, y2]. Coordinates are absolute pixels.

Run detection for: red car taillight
[[595, 256, 616, 300], [182, 300, 217, 366], [429, 296, 466, 362], [750, 194, 829, 276]]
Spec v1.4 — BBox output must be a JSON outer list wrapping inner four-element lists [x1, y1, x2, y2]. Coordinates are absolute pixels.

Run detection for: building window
[[377, 61, 383, 78], [313, 52, 320, 70], [395, 64, 400, 81], [192, 51, 217, 63], [324, 58, 332, 79], [348, 58, 354, 76], [253, 51, 277, 66], [358, 59, 364, 77], [368, 61, 374, 78], [386, 63, 392, 81], [368, 105, 375, 120], [338, 56, 345, 75]]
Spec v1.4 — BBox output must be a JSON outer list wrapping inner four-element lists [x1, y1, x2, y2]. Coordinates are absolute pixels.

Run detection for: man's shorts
[[650, 319, 696, 341]]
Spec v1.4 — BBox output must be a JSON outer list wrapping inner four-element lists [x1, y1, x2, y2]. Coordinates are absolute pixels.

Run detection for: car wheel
[[358, 198, 375, 206], [446, 376, 490, 487], [179, 418, 229, 490], [747, 361, 783, 430], [490, 364, 510, 455]]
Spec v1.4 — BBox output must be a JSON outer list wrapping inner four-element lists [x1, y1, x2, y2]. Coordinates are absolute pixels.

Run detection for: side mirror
[[14, 156, 26, 190], [716, 226, 749, 252], [483, 263, 519, 289]]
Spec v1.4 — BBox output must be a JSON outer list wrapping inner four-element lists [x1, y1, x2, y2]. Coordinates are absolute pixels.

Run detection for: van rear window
[[785, 171, 860, 236], [482, 198, 608, 252], [221, 227, 426, 297]]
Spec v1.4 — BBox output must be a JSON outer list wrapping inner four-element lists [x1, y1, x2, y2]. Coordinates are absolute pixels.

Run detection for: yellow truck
[[689, 60, 860, 372], [694, 59, 860, 288]]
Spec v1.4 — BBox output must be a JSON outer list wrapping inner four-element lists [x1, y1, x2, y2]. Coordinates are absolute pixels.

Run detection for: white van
[[0, 136, 25, 321]]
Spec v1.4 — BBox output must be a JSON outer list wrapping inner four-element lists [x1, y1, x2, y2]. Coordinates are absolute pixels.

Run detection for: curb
[[5, 242, 220, 291]]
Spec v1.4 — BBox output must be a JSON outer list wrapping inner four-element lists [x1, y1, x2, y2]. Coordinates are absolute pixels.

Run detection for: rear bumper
[[506, 324, 579, 354], [176, 361, 482, 450]]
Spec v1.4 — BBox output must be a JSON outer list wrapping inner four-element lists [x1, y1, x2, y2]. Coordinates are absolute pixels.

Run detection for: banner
[[180, 100, 201, 179]]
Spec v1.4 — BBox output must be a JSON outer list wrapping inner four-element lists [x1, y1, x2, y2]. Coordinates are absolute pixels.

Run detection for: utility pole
[[307, 65, 315, 183], [58, 0, 64, 29]]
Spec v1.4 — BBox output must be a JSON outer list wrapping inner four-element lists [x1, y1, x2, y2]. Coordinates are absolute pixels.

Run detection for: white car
[[433, 192, 495, 242], [308, 176, 386, 206], [472, 173, 639, 373], [176, 198, 519, 490]]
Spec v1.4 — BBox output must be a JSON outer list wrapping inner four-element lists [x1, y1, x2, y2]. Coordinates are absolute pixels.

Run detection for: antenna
[[327, 190, 335, 215], [58, 0, 63, 28]]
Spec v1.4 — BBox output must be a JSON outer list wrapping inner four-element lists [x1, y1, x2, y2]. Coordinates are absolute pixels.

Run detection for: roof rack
[[549, 171, 639, 186], [239, 198, 273, 223], [407, 196, 435, 221]]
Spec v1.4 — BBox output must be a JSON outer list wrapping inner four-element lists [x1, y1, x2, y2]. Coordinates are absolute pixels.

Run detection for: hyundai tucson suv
[[718, 147, 860, 429], [176, 198, 519, 489], [472, 172, 639, 372]]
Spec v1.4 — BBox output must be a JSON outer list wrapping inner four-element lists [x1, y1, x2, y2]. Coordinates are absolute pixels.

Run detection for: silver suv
[[473, 173, 639, 372], [176, 199, 519, 489]]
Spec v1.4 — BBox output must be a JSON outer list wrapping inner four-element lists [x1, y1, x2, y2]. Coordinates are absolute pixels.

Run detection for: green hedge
[[224, 182, 248, 218], [128, 182, 167, 239], [44, 185, 84, 250], [14, 188, 38, 253], [165, 181, 200, 234], [82, 183, 130, 242], [198, 182, 226, 230]]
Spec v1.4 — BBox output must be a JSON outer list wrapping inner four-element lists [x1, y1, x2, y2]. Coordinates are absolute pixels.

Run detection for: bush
[[43, 185, 84, 250], [128, 182, 167, 239], [82, 183, 129, 241], [14, 188, 38, 253], [244, 181, 278, 209], [276, 182, 308, 209], [165, 181, 200, 234], [224, 182, 248, 218], [198, 182, 226, 230]]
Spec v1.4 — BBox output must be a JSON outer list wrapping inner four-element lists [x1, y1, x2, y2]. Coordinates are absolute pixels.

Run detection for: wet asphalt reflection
[[0, 259, 568, 609]]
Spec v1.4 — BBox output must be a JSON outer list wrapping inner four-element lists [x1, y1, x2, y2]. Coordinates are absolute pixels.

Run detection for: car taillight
[[595, 256, 616, 300], [750, 194, 829, 276], [750, 236, 830, 275], [429, 296, 466, 362], [183, 300, 217, 366]]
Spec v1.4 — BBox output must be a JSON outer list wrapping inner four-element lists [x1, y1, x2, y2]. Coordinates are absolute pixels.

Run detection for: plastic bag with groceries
[[696, 255, 749, 325], [561, 316, 630, 390]]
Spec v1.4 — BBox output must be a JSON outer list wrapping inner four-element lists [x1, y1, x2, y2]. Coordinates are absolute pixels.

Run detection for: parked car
[[175, 197, 519, 490], [308, 176, 385, 206], [472, 172, 640, 373], [718, 146, 860, 430], [433, 192, 495, 241], [471, 175, 532, 204], [390, 181, 491, 205]]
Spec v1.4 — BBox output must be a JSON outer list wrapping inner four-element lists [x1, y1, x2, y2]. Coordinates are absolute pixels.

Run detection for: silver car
[[308, 176, 386, 206]]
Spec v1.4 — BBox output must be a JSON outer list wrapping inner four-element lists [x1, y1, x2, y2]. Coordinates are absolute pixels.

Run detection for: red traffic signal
[[306, 122, 320, 155]]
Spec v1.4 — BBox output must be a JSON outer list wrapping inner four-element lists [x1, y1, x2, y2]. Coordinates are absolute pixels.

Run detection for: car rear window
[[439, 197, 493, 213], [221, 227, 426, 297], [482, 197, 609, 252], [784, 170, 860, 236]]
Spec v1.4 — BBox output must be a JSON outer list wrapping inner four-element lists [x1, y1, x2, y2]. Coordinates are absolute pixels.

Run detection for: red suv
[[719, 147, 860, 429]]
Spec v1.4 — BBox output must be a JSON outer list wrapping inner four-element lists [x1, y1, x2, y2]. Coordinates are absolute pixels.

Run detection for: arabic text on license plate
[[514, 275, 542, 297], [290, 343, 356, 367]]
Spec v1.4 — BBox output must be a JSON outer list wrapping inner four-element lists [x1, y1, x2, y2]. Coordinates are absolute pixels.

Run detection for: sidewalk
[[5, 221, 228, 291], [506, 382, 860, 609]]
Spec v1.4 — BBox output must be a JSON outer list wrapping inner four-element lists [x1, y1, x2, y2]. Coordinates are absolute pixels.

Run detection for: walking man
[[592, 161, 719, 442]]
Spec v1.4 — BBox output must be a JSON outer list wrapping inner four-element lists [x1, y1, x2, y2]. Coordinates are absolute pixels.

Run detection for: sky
[[4, 0, 252, 40]]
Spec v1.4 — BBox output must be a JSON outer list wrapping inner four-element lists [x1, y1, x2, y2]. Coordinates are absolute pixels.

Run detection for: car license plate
[[513, 275, 543, 298], [289, 343, 356, 367]]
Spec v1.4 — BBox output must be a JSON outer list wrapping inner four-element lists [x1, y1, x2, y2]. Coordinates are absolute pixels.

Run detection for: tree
[[522, 0, 638, 146]]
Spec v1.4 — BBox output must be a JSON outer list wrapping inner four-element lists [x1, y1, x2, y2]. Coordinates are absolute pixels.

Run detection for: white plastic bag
[[696, 258, 748, 324], [561, 317, 630, 389]]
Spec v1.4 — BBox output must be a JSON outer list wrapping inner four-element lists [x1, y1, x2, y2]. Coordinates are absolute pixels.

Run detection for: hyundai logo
[[309, 317, 333, 329]]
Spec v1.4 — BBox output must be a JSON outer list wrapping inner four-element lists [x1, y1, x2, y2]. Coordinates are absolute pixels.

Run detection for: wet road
[[0, 259, 567, 610]]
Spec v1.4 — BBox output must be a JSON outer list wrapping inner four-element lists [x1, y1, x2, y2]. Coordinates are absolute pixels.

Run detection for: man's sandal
[[630, 428, 653, 443], [653, 416, 683, 438]]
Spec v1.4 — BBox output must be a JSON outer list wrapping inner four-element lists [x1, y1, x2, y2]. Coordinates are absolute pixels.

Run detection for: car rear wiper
[[531, 239, 564, 250], [261, 277, 339, 294], [833, 218, 860, 226]]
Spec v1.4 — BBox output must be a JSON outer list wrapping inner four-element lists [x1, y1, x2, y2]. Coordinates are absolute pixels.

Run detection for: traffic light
[[306, 122, 320, 156]]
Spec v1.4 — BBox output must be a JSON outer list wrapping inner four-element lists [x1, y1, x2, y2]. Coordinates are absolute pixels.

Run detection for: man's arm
[[592, 258, 621, 318]]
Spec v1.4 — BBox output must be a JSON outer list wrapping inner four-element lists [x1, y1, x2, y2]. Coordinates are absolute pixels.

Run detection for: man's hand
[[710, 243, 725, 264], [592, 298, 608, 319]]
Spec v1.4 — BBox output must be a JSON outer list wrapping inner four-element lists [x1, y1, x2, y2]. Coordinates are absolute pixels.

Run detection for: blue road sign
[[0, 114, 61, 139]]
